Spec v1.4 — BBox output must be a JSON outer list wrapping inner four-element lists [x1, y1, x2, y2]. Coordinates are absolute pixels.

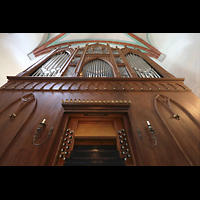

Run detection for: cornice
[[1, 77, 190, 92]]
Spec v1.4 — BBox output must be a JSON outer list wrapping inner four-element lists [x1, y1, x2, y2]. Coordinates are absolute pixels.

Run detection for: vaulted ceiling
[[30, 33, 163, 60]]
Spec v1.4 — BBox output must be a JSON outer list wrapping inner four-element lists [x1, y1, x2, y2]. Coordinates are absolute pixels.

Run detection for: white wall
[[150, 33, 200, 97], [0, 33, 44, 86]]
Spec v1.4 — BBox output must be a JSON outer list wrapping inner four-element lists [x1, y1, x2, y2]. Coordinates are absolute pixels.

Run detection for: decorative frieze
[[0, 77, 190, 92]]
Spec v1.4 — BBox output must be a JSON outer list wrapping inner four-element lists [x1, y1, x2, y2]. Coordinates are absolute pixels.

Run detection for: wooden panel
[[0, 93, 36, 158], [0, 78, 198, 166], [155, 94, 200, 165], [74, 139, 116, 146], [0, 91, 64, 166], [0, 87, 198, 166], [75, 120, 116, 138]]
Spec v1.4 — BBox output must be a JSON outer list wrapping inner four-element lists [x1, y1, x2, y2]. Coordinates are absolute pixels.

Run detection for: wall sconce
[[33, 119, 53, 146], [137, 121, 157, 147]]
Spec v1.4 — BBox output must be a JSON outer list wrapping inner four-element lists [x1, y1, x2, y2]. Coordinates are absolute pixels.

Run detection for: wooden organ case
[[0, 43, 199, 166]]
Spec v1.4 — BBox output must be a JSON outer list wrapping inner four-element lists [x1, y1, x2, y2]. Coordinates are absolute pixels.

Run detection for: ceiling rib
[[31, 33, 162, 59]]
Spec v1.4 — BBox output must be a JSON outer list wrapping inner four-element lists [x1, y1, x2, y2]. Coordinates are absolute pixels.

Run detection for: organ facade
[[0, 42, 199, 166]]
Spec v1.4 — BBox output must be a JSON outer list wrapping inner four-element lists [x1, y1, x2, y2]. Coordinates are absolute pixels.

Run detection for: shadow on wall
[[171, 64, 199, 97], [150, 33, 200, 97], [0, 33, 45, 87]]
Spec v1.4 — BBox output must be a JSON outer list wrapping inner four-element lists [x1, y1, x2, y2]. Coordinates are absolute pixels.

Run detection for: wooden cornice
[[6, 76, 185, 82], [61, 99, 131, 110]]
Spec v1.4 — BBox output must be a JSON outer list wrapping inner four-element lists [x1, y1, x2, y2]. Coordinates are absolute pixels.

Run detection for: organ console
[[53, 115, 135, 166]]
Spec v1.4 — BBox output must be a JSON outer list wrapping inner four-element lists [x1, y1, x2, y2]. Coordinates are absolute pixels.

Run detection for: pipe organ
[[0, 42, 199, 166], [28, 44, 164, 79]]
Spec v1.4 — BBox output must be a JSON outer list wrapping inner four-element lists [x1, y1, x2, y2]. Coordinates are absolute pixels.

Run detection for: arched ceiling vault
[[29, 33, 165, 61]]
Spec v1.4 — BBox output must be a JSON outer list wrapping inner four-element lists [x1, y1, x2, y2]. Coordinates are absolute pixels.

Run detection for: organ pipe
[[82, 59, 114, 77], [31, 52, 70, 77], [125, 53, 161, 78]]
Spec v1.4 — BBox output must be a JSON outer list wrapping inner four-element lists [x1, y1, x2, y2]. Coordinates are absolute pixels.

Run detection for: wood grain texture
[[0, 45, 199, 166]]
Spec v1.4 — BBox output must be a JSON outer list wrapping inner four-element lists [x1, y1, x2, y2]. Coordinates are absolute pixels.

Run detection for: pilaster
[[107, 44, 121, 77]]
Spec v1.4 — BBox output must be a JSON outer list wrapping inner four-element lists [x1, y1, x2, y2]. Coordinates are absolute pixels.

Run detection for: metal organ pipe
[[54, 53, 70, 77], [43, 53, 65, 77], [125, 53, 161, 78], [125, 54, 142, 78], [31, 52, 70, 77], [48, 53, 67, 76], [42, 53, 66, 76], [31, 55, 59, 77], [32, 53, 63, 77], [82, 59, 114, 77], [126, 54, 138, 76], [133, 55, 148, 77]]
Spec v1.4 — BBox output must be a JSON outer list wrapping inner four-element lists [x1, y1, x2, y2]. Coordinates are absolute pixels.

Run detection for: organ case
[[0, 43, 199, 166]]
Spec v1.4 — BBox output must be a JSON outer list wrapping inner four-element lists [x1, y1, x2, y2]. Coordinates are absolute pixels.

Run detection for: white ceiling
[[36, 33, 153, 49]]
